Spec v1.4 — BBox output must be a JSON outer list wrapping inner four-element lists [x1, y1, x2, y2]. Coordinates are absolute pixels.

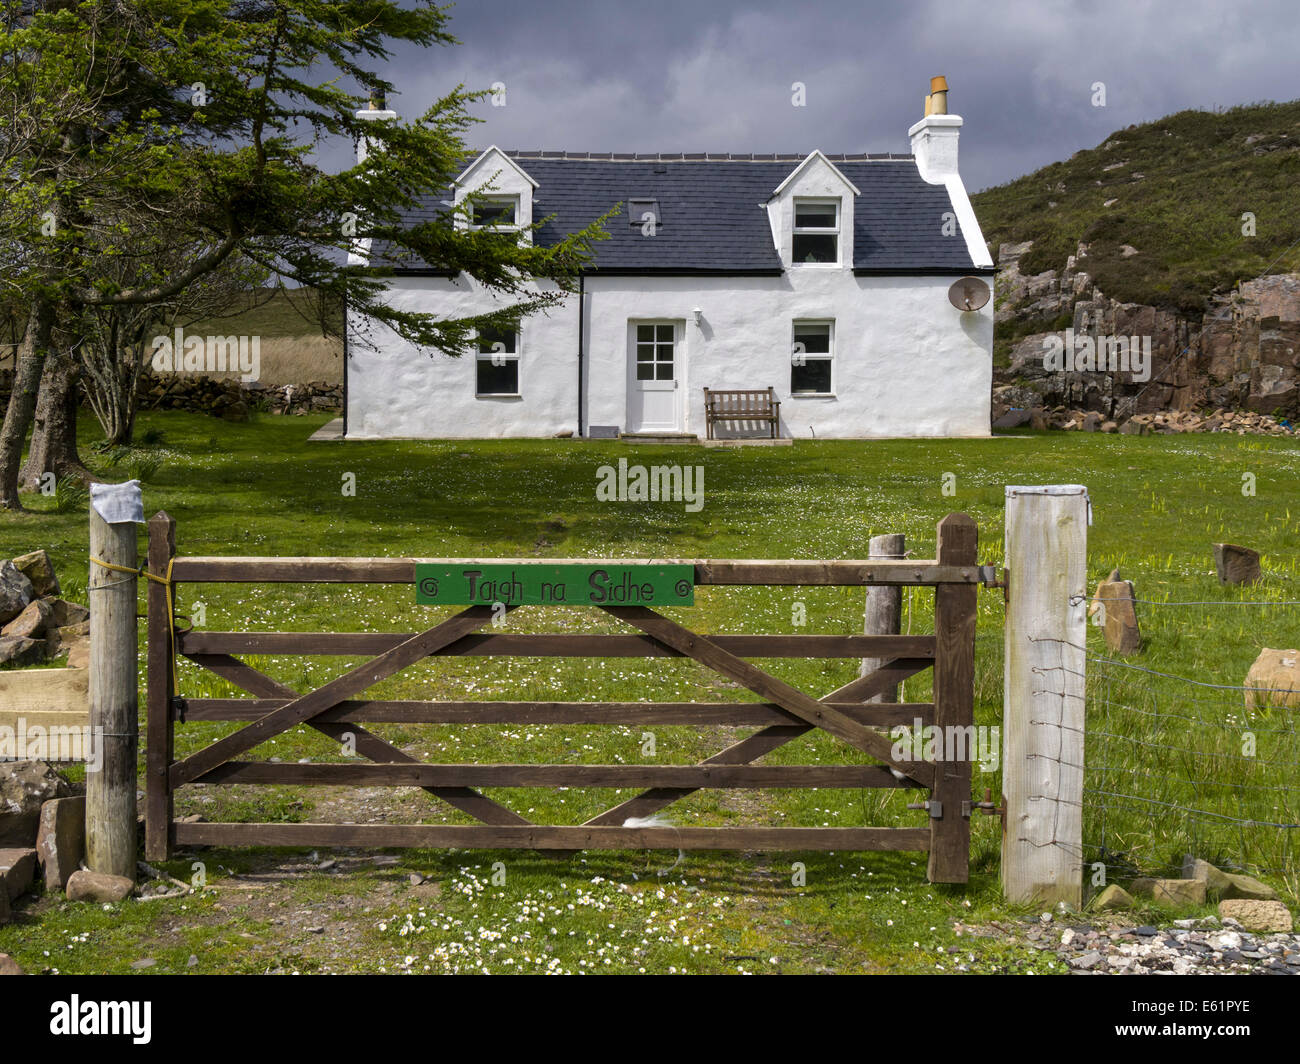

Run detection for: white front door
[[627, 321, 682, 433]]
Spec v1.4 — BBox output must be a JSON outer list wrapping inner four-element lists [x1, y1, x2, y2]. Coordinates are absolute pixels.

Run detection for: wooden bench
[[702, 387, 781, 440]]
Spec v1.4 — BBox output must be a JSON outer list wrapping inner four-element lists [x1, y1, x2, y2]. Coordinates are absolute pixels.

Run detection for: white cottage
[[344, 78, 994, 440]]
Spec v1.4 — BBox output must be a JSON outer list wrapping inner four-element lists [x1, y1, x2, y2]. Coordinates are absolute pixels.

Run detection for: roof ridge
[[498, 150, 914, 161]]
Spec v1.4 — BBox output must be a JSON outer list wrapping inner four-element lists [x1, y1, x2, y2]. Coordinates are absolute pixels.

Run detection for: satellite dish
[[948, 276, 991, 312]]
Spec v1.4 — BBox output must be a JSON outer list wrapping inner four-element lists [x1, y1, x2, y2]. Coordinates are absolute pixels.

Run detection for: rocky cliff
[[993, 241, 1299, 423]]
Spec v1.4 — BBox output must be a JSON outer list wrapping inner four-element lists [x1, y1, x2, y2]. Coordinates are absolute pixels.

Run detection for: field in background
[[2, 414, 1297, 972], [177, 287, 344, 386]]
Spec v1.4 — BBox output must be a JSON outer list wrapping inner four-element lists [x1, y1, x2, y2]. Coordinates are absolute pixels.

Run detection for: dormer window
[[472, 196, 519, 228], [628, 198, 661, 230], [792, 198, 839, 264]]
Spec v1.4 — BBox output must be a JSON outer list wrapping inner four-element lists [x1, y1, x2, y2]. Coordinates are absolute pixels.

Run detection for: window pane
[[636, 325, 655, 343], [792, 323, 831, 355], [477, 358, 519, 394], [636, 363, 655, 381], [656, 344, 674, 364], [636, 345, 655, 361], [792, 233, 837, 263], [791, 358, 832, 394], [795, 202, 836, 228], [478, 327, 516, 354], [655, 362, 674, 381], [655, 324, 673, 342], [473, 199, 515, 226]]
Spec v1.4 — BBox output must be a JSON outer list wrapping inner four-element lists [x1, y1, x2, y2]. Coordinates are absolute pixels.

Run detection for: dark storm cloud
[[344, 0, 1300, 191]]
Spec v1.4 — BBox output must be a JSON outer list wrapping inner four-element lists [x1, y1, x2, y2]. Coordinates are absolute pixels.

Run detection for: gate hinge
[[907, 799, 942, 819], [170, 695, 187, 723], [970, 788, 1006, 827], [977, 564, 1009, 603]]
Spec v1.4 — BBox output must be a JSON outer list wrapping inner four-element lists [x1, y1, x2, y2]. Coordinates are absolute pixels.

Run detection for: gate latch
[[906, 799, 942, 819]]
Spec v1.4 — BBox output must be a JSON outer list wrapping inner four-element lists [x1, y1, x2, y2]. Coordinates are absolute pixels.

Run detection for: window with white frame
[[792, 198, 839, 264], [476, 326, 519, 395], [791, 320, 833, 394], [471, 195, 519, 229]]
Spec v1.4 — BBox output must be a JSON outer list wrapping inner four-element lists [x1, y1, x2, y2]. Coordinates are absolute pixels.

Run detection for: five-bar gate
[[144, 513, 983, 883]]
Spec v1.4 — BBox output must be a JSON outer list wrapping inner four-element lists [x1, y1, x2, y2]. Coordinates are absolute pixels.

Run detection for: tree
[[0, 0, 606, 510]]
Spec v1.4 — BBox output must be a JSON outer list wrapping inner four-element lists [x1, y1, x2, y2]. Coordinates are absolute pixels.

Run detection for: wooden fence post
[[86, 491, 140, 881], [928, 513, 977, 884], [145, 512, 177, 862], [1002, 485, 1088, 906], [860, 533, 904, 702]]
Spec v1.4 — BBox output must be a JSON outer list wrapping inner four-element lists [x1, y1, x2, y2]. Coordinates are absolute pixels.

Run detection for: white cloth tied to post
[[90, 480, 144, 525]]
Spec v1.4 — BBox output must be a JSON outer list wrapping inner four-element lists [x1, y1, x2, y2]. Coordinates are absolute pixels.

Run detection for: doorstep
[[617, 432, 700, 445]]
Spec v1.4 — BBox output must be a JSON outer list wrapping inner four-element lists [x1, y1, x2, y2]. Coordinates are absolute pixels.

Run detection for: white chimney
[[908, 75, 962, 184], [355, 90, 397, 166]]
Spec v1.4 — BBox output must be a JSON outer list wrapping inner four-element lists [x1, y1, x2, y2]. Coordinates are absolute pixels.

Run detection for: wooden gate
[[144, 513, 986, 883]]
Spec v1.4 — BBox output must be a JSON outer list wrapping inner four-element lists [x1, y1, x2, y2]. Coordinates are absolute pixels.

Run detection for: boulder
[[65, 869, 134, 903], [0, 561, 34, 625], [11, 550, 59, 597], [1130, 877, 1206, 907], [1181, 856, 1234, 897], [0, 848, 37, 901], [992, 408, 1032, 429], [1221, 872, 1277, 901], [36, 796, 85, 892], [1, 597, 54, 641], [1217, 899, 1292, 933], [0, 953, 21, 974], [45, 599, 89, 628], [0, 635, 46, 667], [1213, 543, 1262, 585], [1243, 648, 1300, 709], [67, 639, 89, 669], [1094, 577, 1141, 655], [45, 620, 89, 659], [1090, 883, 1134, 911], [0, 761, 74, 846]]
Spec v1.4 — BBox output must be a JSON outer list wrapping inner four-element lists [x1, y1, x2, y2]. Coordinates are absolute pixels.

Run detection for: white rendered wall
[[345, 268, 992, 439]]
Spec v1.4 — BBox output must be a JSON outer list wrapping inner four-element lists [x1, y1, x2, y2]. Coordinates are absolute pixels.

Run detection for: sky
[[338, 0, 1300, 193]]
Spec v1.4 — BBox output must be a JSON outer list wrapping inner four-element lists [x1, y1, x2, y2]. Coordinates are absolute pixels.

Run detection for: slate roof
[[371, 151, 988, 275]]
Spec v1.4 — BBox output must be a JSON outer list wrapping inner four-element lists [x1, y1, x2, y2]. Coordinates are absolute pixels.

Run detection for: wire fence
[[1030, 593, 1300, 897]]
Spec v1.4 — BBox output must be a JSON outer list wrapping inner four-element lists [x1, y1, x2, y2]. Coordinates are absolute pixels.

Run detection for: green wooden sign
[[415, 563, 695, 606]]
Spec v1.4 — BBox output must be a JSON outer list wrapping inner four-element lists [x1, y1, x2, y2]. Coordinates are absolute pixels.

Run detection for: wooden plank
[[1003, 486, 1088, 906], [928, 513, 978, 885], [168, 605, 510, 787], [0, 668, 88, 717], [602, 606, 934, 788], [179, 698, 936, 727], [173, 821, 932, 852], [145, 512, 176, 862], [177, 630, 937, 659], [169, 556, 982, 587], [583, 657, 935, 827], [193, 762, 921, 789], [183, 655, 529, 827]]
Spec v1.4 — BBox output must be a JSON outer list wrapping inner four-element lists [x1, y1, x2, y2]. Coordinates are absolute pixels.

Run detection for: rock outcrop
[[994, 242, 1300, 423]]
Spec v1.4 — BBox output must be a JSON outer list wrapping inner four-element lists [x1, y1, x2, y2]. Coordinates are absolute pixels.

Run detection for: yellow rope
[[90, 555, 178, 695]]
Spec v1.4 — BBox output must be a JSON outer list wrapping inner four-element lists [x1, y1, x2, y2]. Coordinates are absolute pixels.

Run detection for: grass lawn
[[1, 411, 1297, 974]]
